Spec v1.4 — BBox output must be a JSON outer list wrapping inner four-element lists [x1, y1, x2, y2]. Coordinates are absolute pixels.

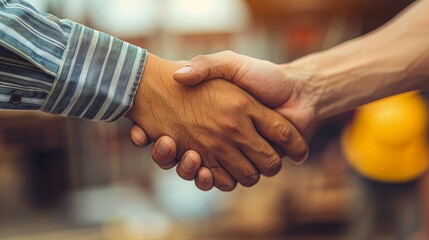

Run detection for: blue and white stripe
[[0, 0, 146, 121]]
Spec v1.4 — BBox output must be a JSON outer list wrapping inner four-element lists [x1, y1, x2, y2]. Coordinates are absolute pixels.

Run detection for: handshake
[[125, 0, 429, 191], [125, 51, 317, 192], [121, 0, 429, 192], [2, 0, 427, 194]]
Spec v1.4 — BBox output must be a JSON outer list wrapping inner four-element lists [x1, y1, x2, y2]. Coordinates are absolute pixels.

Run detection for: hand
[[126, 53, 308, 191], [130, 51, 314, 190], [134, 0, 429, 189], [174, 51, 318, 132], [130, 126, 214, 191]]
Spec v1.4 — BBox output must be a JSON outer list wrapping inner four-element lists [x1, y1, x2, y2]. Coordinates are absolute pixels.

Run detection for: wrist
[[281, 53, 330, 124], [126, 53, 189, 136], [126, 54, 180, 125], [275, 62, 320, 132], [287, 44, 367, 122]]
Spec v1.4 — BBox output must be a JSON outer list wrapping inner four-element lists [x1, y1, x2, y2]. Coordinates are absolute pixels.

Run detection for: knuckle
[[221, 50, 236, 57], [191, 54, 208, 64], [263, 154, 282, 176], [230, 95, 251, 111], [219, 117, 242, 135], [277, 123, 293, 143]]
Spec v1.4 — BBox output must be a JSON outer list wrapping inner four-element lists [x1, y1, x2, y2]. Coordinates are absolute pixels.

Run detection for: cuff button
[[10, 94, 22, 105]]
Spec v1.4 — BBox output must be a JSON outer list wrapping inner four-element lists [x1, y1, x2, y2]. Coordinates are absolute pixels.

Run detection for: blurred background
[[1, 0, 428, 239]]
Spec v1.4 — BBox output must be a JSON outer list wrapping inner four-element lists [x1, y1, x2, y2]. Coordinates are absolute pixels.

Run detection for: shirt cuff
[[41, 22, 147, 121]]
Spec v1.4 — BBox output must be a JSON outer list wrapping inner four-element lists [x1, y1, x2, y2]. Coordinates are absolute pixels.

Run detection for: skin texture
[[130, 126, 214, 190], [173, 51, 318, 133], [128, 53, 314, 190], [131, 0, 429, 191], [126, 53, 308, 191]]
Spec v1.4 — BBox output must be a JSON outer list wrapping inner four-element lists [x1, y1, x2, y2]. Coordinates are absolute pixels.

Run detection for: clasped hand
[[127, 52, 309, 191]]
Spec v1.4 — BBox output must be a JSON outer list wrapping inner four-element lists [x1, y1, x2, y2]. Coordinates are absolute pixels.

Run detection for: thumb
[[173, 51, 243, 86]]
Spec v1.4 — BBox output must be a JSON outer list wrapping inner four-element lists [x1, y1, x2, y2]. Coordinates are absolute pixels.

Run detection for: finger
[[252, 106, 309, 164], [130, 124, 150, 148], [216, 148, 261, 188], [195, 167, 214, 191], [211, 166, 237, 192], [173, 50, 243, 86], [151, 136, 178, 170], [237, 122, 282, 177], [176, 150, 202, 180]]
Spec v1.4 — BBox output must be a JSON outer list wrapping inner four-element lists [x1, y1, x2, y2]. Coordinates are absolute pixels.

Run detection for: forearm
[[287, 0, 429, 121]]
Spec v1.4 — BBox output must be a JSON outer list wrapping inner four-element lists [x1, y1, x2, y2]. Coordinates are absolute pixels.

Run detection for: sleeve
[[0, 0, 147, 121]]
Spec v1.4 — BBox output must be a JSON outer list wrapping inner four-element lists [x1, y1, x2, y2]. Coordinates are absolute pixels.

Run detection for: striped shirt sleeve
[[0, 0, 147, 121]]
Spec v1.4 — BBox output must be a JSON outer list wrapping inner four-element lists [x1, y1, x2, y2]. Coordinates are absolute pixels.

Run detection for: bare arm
[[290, 0, 429, 121]]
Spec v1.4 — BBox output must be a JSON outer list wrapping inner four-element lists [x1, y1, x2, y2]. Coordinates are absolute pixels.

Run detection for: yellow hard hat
[[341, 92, 429, 183]]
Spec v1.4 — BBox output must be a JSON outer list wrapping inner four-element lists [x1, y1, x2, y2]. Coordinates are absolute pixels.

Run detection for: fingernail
[[182, 153, 196, 171], [290, 149, 309, 165], [175, 66, 192, 74], [131, 136, 143, 148], [157, 139, 171, 157]]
